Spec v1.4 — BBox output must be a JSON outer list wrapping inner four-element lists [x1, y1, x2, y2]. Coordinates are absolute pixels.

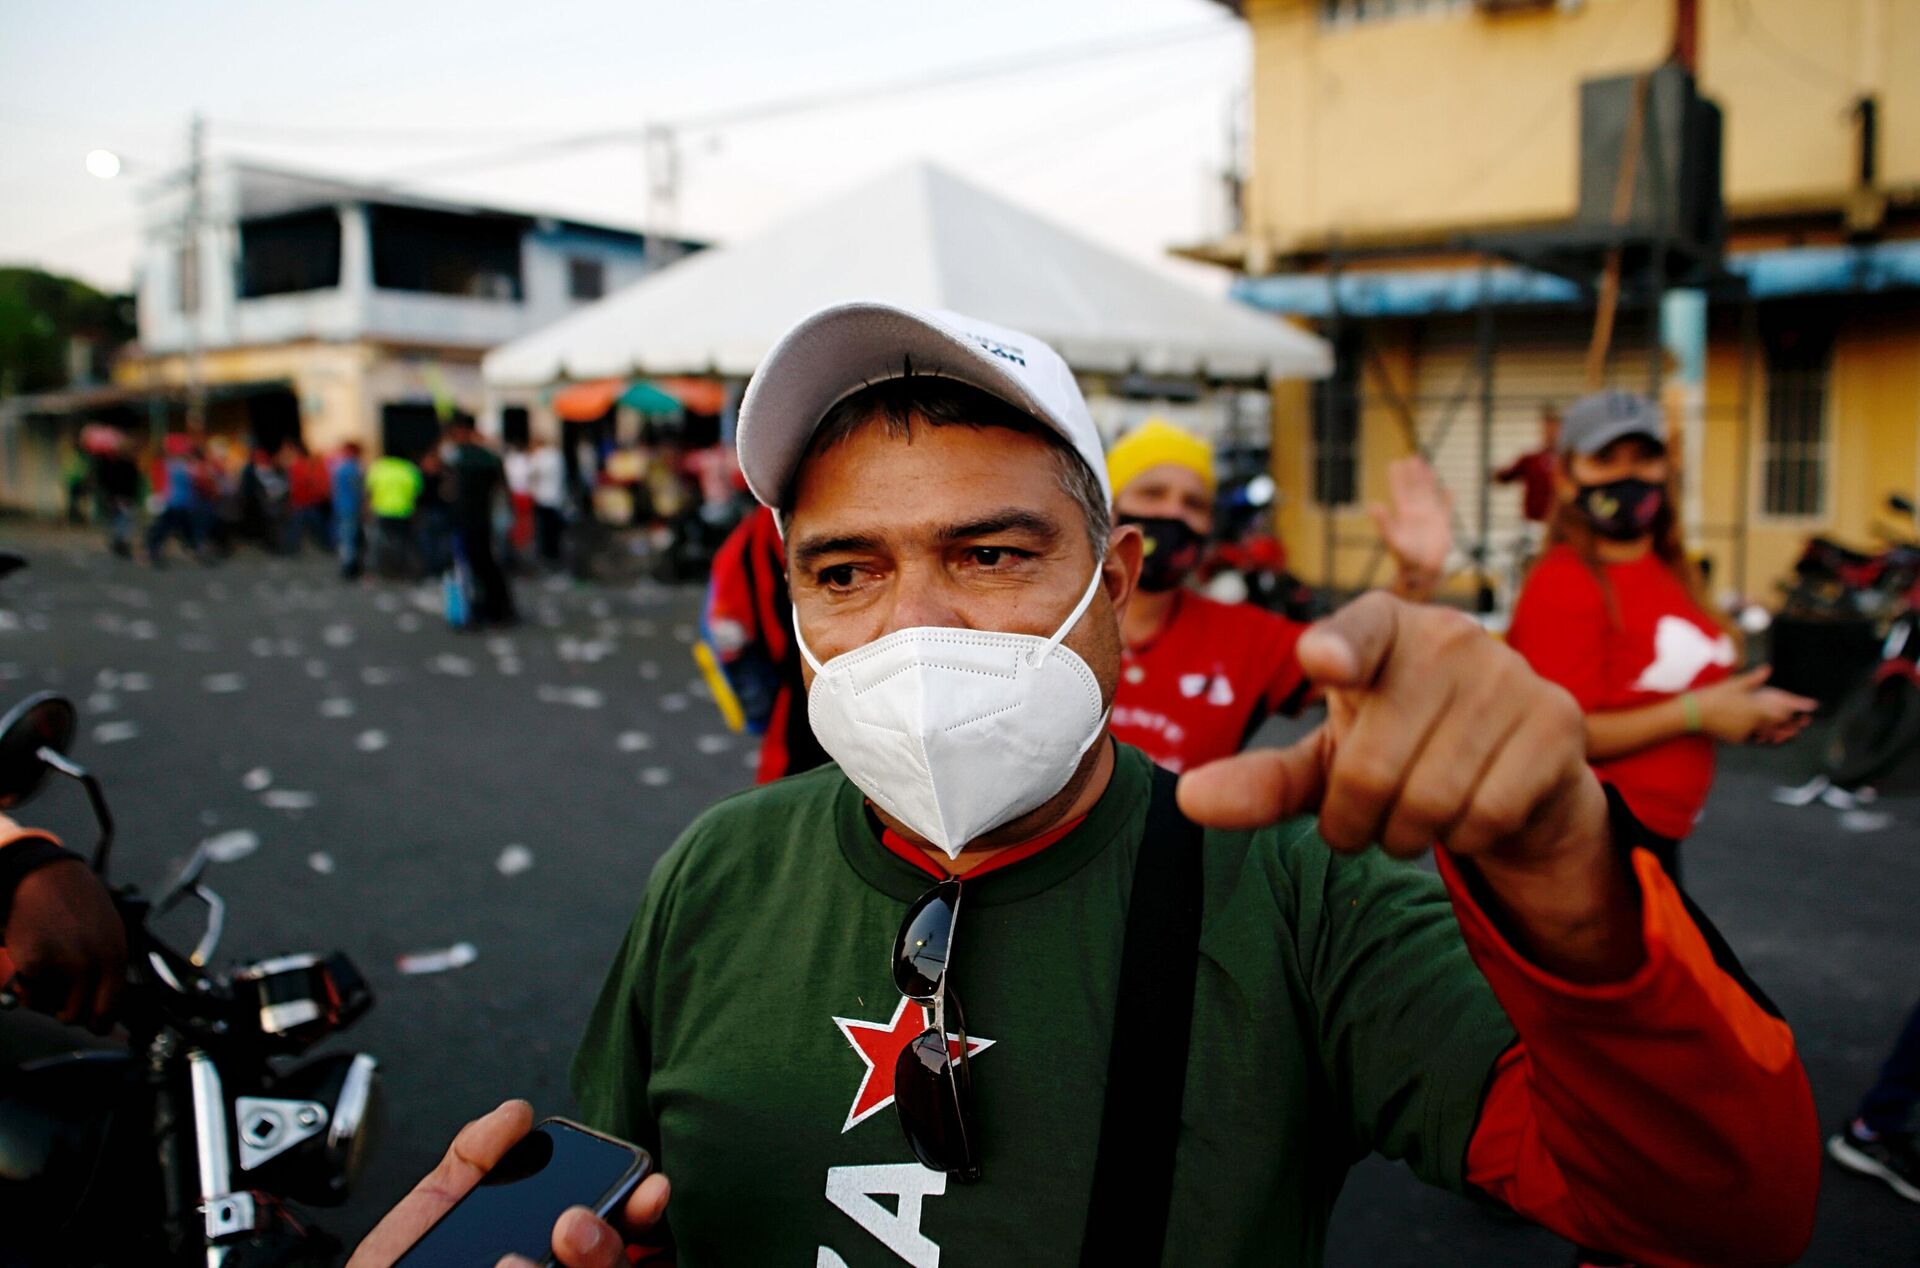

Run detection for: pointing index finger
[[1296, 591, 1402, 691]]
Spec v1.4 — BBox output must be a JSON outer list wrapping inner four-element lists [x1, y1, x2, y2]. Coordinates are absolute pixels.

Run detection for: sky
[[0, 0, 1248, 296]]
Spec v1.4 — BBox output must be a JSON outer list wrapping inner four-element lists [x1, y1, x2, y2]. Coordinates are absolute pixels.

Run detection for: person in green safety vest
[[366, 452, 423, 578]]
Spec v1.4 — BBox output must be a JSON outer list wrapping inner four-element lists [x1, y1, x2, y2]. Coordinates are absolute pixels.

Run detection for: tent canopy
[[483, 162, 1331, 388]]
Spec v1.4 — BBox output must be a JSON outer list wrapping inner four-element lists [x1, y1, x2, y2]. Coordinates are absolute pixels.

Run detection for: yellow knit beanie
[[1106, 418, 1216, 497]]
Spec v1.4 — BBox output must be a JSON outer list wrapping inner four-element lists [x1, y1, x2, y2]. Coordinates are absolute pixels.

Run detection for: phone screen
[[395, 1119, 649, 1267]]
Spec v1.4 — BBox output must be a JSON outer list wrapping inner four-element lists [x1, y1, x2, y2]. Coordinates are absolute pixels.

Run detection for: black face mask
[[1575, 477, 1665, 542], [1120, 515, 1205, 592]]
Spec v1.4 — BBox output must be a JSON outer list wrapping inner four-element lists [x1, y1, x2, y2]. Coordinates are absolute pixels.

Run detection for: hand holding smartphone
[[393, 1117, 652, 1267]]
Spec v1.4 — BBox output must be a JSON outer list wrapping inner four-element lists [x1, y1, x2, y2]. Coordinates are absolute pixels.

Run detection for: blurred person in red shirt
[[1106, 419, 1453, 772], [1506, 391, 1815, 880], [701, 504, 826, 782], [281, 439, 334, 555]]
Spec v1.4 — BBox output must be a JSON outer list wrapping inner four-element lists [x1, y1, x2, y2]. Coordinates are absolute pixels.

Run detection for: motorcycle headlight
[[231, 952, 372, 1052], [233, 1051, 380, 1207]]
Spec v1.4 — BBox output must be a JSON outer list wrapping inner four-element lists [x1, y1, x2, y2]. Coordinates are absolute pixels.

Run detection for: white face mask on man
[[794, 566, 1112, 858]]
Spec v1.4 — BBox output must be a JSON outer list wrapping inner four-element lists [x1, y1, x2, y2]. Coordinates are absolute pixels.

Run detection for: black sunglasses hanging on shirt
[[891, 876, 983, 1182]]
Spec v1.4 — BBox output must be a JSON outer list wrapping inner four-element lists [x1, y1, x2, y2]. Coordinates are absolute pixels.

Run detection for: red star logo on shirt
[[832, 997, 996, 1133]]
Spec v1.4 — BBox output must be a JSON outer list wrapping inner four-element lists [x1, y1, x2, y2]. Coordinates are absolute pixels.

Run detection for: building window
[[1319, 0, 1470, 27], [568, 256, 605, 301], [368, 204, 524, 301], [239, 208, 343, 298], [1310, 336, 1360, 506], [1761, 326, 1832, 518], [176, 242, 200, 314]]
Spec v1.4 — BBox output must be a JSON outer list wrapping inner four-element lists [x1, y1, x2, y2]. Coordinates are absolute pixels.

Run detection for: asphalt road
[[0, 524, 1914, 1266]]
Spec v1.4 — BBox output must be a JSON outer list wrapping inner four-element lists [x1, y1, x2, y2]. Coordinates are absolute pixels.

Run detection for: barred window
[[1310, 336, 1360, 507], [1761, 328, 1831, 518]]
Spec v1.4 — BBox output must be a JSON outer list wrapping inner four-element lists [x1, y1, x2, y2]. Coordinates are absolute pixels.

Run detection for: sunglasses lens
[[893, 879, 961, 1000], [893, 1027, 979, 1179]]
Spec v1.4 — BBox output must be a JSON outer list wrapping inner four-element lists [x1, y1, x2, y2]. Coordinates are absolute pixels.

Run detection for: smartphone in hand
[[395, 1118, 652, 1267]]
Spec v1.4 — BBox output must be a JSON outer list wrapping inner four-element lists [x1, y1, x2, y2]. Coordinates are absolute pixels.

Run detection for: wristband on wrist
[[1680, 692, 1702, 735]]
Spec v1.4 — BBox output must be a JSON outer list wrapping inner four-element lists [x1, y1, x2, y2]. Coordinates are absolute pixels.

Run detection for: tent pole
[[1320, 242, 1344, 597], [1475, 261, 1495, 613]]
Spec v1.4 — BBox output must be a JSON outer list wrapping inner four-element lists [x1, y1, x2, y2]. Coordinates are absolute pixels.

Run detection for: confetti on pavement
[[639, 766, 672, 787], [396, 942, 478, 975], [92, 720, 140, 743], [261, 789, 317, 810], [203, 829, 261, 864], [536, 685, 604, 709], [695, 734, 731, 755], [355, 729, 389, 752], [617, 731, 653, 752], [319, 697, 357, 718], [242, 767, 273, 791], [308, 851, 336, 875], [496, 844, 534, 876]]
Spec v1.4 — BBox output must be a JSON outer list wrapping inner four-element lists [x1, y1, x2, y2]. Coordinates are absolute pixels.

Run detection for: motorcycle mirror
[[159, 840, 216, 912], [0, 692, 76, 810]]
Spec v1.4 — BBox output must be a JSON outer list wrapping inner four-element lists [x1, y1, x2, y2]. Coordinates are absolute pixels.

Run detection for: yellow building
[[1193, 0, 1920, 606]]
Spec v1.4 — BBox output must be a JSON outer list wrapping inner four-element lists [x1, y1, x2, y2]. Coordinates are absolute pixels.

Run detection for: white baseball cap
[[735, 300, 1111, 514]]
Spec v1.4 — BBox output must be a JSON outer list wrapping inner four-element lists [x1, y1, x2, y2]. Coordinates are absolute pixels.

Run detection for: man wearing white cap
[[355, 303, 1816, 1268]]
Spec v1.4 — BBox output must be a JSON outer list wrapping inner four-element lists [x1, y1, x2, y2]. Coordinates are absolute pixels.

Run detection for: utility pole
[[643, 124, 682, 272], [183, 112, 207, 434]]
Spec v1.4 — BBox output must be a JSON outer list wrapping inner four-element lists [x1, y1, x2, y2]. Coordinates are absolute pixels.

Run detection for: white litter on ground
[[1839, 810, 1894, 833], [95, 669, 120, 688], [486, 636, 517, 657], [396, 942, 478, 975], [639, 766, 672, 787], [307, 852, 336, 875], [248, 637, 276, 657], [277, 638, 304, 657], [119, 672, 152, 691], [202, 829, 260, 863], [695, 734, 731, 755], [743, 750, 761, 771], [396, 613, 422, 633], [87, 692, 118, 715], [429, 654, 476, 677], [1821, 784, 1877, 811], [496, 844, 534, 876], [496, 657, 522, 675], [127, 620, 159, 640], [659, 693, 689, 713], [638, 661, 661, 680], [242, 768, 273, 792], [1770, 775, 1830, 806], [91, 720, 140, 743], [305, 659, 329, 679], [355, 729, 389, 752], [322, 623, 355, 647], [319, 697, 357, 718], [262, 790, 317, 811], [673, 624, 696, 642], [361, 667, 400, 686], [536, 685, 604, 709], [617, 731, 653, 752]]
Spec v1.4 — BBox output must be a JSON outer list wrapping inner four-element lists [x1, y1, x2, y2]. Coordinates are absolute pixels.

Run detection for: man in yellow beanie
[[1108, 417, 1452, 772]]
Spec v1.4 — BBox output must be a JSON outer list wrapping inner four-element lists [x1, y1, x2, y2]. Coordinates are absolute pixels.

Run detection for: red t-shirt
[[1110, 592, 1309, 774], [1507, 544, 1735, 839]]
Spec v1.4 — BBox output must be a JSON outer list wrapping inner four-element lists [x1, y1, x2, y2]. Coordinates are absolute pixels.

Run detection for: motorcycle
[[1781, 493, 1920, 623], [0, 690, 380, 1266], [1824, 573, 1920, 789]]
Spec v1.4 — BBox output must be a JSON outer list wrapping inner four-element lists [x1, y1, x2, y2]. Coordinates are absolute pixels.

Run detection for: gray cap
[[1560, 390, 1666, 456]]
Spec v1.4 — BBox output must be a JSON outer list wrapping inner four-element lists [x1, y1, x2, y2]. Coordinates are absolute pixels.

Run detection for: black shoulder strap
[[1079, 765, 1205, 1266]]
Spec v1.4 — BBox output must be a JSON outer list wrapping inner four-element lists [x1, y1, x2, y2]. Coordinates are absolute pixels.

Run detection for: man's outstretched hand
[[348, 1100, 671, 1268], [1178, 593, 1642, 983]]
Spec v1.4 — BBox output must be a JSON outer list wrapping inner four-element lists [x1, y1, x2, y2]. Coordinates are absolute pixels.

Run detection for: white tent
[[482, 162, 1330, 387]]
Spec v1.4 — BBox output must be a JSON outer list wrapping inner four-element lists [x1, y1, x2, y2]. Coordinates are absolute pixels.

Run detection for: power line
[[381, 19, 1240, 183]]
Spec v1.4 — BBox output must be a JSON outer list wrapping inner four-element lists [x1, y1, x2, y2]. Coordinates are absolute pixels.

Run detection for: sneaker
[[1827, 1124, 1920, 1203]]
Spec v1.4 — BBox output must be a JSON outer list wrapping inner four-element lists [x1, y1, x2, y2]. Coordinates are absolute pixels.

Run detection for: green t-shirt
[[572, 744, 1516, 1267]]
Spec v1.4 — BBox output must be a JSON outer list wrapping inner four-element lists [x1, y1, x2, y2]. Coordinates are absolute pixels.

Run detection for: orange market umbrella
[[549, 379, 626, 422]]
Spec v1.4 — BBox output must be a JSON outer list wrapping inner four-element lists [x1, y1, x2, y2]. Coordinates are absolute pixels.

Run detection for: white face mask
[[795, 565, 1111, 859]]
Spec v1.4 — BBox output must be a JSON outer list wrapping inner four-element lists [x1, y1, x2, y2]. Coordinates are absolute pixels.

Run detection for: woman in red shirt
[[1507, 390, 1814, 878]]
